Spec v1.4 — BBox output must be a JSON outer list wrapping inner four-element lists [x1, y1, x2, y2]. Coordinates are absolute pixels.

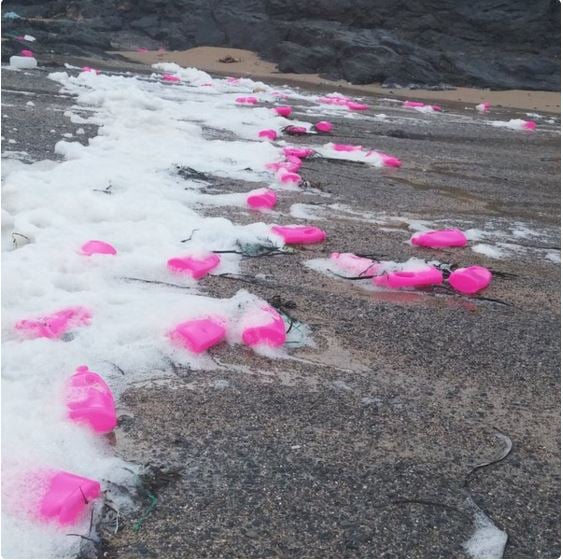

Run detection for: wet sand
[[118, 46, 561, 114]]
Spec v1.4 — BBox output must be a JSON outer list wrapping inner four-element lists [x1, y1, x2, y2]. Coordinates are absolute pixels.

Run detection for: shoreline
[[117, 46, 561, 114]]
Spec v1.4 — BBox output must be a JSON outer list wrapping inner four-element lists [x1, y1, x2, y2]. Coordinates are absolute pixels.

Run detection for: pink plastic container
[[80, 240, 117, 256], [167, 254, 220, 279], [448, 265, 492, 295], [403, 101, 426, 108], [15, 307, 92, 339], [275, 106, 292, 117], [411, 228, 468, 248], [315, 121, 333, 133], [374, 266, 443, 289], [284, 125, 308, 135], [169, 318, 226, 353], [476, 102, 492, 113], [283, 147, 315, 159], [319, 95, 351, 106], [365, 150, 402, 167], [81, 67, 100, 74], [242, 306, 286, 347], [21, 49, 33, 57], [39, 471, 101, 525], [162, 73, 181, 82], [346, 101, 369, 111], [235, 96, 258, 105], [333, 143, 362, 152], [330, 252, 379, 276], [66, 366, 116, 433], [272, 225, 326, 245], [431, 105, 442, 112], [522, 120, 537, 130], [276, 169, 301, 184], [247, 188, 277, 209], [258, 129, 277, 140]]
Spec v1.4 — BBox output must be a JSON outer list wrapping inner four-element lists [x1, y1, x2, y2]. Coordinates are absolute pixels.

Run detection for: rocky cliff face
[[2, 0, 560, 90]]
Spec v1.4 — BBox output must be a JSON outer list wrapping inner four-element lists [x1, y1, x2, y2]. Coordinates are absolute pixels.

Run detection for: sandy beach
[[118, 46, 561, 114]]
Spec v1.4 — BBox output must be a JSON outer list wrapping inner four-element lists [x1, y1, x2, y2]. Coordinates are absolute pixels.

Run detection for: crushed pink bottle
[[374, 266, 443, 289], [15, 307, 92, 339], [411, 228, 468, 248], [169, 318, 226, 353], [448, 265, 492, 295], [330, 252, 379, 276], [66, 365, 116, 433], [272, 225, 326, 244], [283, 147, 315, 159], [39, 471, 101, 525], [80, 240, 117, 256], [258, 129, 277, 140], [274, 106, 292, 117], [315, 121, 333, 133], [247, 188, 277, 209], [276, 169, 301, 184], [242, 306, 286, 347], [167, 253, 220, 279], [284, 125, 308, 135]]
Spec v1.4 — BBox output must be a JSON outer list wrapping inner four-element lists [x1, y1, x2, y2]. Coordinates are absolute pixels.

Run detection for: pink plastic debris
[[272, 225, 326, 245], [226, 76, 241, 84], [315, 121, 333, 133], [522, 120, 537, 130], [374, 266, 443, 289], [411, 228, 468, 248], [431, 105, 442, 112], [272, 91, 289, 98], [476, 102, 492, 113], [15, 307, 92, 339], [167, 253, 220, 279], [403, 101, 426, 108], [274, 106, 292, 117], [162, 73, 181, 82], [319, 95, 351, 106], [81, 67, 100, 74], [242, 306, 286, 347], [39, 471, 101, 525], [258, 129, 277, 140], [276, 169, 302, 184], [235, 96, 258, 105], [330, 252, 380, 276], [448, 265, 492, 295], [284, 125, 308, 135], [365, 150, 402, 167], [247, 188, 277, 209], [333, 143, 363, 152], [169, 318, 226, 353], [66, 366, 116, 433], [21, 49, 33, 57], [80, 240, 117, 256], [346, 101, 369, 111], [283, 147, 315, 159]]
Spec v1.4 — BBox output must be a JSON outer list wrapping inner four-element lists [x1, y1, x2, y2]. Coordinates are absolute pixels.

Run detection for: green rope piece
[[133, 493, 157, 532]]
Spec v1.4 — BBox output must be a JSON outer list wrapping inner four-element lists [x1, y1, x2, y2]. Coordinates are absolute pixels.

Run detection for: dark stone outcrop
[[2, 0, 560, 90]]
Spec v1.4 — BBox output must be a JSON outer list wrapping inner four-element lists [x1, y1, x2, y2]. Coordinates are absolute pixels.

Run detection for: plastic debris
[[247, 188, 277, 209], [10, 56, 37, 69], [284, 125, 308, 136], [81, 67, 101, 75], [80, 240, 117, 256], [374, 266, 443, 289], [258, 129, 277, 140], [283, 147, 315, 159], [235, 96, 258, 105], [21, 49, 34, 57], [315, 121, 333, 133], [411, 228, 468, 248], [330, 252, 380, 276], [66, 366, 117, 433], [448, 265, 492, 295], [365, 150, 402, 167], [476, 102, 492, 113], [272, 225, 326, 244], [39, 471, 100, 524], [162, 73, 181, 83], [403, 100, 442, 112], [169, 318, 226, 353], [242, 306, 286, 347], [274, 106, 292, 117], [275, 169, 302, 184], [167, 253, 220, 279], [346, 101, 369, 111], [15, 307, 92, 339], [333, 143, 363, 152], [521, 120, 537, 130]]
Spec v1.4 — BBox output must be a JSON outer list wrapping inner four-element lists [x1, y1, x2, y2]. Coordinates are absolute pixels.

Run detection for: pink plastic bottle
[[315, 121, 333, 133], [431, 105, 442, 112], [274, 106, 292, 117], [66, 366, 116, 433], [283, 147, 315, 159], [81, 67, 100, 74], [242, 306, 286, 347], [80, 240, 117, 256], [522, 120, 537, 130], [374, 266, 443, 289], [162, 73, 181, 82], [333, 143, 362, 152], [272, 225, 326, 244], [365, 150, 402, 167], [167, 254, 220, 279], [169, 318, 226, 353], [411, 228, 468, 248], [15, 307, 92, 339], [258, 129, 277, 140], [284, 155, 302, 172], [448, 266, 492, 295], [284, 125, 308, 135], [247, 188, 277, 209], [346, 101, 369, 111], [21, 49, 33, 57], [39, 471, 101, 525], [403, 101, 426, 108], [235, 96, 258, 105], [330, 252, 379, 276], [276, 169, 301, 184], [476, 102, 492, 113]]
